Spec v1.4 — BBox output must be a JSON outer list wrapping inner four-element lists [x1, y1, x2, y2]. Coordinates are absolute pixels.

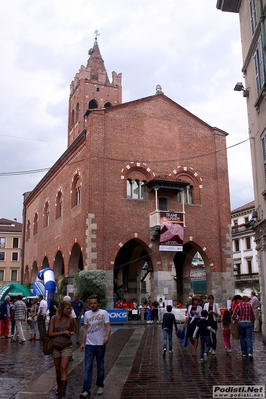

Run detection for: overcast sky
[[0, 0, 253, 223]]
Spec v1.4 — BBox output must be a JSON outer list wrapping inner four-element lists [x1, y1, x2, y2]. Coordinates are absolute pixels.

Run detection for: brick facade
[[23, 38, 233, 307]]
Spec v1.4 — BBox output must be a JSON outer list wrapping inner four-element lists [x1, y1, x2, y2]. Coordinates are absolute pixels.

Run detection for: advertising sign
[[106, 309, 128, 323], [159, 211, 184, 251]]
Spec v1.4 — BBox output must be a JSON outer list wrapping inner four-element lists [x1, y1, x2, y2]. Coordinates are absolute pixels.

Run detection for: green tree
[[73, 270, 107, 308]]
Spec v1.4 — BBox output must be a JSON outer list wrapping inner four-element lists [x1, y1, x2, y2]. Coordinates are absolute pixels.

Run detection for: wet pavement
[[1, 322, 266, 399]]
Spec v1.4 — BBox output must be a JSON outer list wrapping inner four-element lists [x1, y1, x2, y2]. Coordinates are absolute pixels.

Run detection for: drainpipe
[[259, 0, 266, 78]]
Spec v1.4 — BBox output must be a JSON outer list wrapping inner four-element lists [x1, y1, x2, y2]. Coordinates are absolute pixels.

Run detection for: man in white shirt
[[79, 295, 111, 398], [250, 291, 260, 332], [37, 294, 48, 340]]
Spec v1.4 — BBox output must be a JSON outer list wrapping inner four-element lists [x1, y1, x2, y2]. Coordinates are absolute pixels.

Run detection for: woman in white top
[[203, 294, 220, 354], [184, 296, 202, 355]]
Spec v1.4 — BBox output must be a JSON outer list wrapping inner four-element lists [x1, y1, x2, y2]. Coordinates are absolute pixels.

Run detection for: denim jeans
[[238, 321, 253, 355], [163, 328, 173, 351], [200, 336, 211, 359], [82, 345, 106, 392]]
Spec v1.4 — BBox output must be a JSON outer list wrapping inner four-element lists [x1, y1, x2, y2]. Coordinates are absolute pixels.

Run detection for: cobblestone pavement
[[1, 323, 266, 399]]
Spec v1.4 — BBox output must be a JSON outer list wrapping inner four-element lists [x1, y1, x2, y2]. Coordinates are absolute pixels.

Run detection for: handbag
[[43, 336, 54, 355], [182, 329, 188, 347], [231, 321, 239, 340], [176, 328, 185, 339]]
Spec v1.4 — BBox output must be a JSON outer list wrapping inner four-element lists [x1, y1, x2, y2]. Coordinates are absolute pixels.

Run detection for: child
[[222, 309, 231, 353], [193, 309, 216, 361], [162, 305, 177, 355]]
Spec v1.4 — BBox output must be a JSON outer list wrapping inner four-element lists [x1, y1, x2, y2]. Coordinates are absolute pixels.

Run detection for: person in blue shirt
[[193, 309, 216, 361], [162, 305, 177, 355], [71, 293, 84, 345]]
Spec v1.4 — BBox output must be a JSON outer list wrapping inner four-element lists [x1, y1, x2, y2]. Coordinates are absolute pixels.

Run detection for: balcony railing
[[234, 273, 259, 281]]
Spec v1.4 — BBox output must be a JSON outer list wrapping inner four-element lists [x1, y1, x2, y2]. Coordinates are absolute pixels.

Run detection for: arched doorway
[[54, 250, 64, 280], [174, 242, 209, 303], [32, 261, 38, 282], [113, 239, 154, 305], [42, 256, 49, 269], [69, 243, 83, 277]]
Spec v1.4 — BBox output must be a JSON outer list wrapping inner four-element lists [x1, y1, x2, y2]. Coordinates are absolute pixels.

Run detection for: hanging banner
[[159, 211, 184, 251]]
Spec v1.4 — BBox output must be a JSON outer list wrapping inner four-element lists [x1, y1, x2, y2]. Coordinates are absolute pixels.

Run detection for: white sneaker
[[79, 392, 90, 399], [212, 350, 216, 355], [227, 349, 231, 353], [204, 353, 208, 361], [163, 348, 166, 356], [97, 387, 104, 395]]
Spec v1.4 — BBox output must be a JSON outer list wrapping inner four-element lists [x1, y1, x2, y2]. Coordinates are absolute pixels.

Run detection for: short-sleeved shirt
[[14, 300, 27, 320], [39, 299, 48, 315], [49, 299, 58, 317], [84, 309, 110, 345], [71, 299, 84, 317]]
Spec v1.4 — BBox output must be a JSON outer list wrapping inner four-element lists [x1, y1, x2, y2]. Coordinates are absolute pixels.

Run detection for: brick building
[[22, 36, 234, 307]]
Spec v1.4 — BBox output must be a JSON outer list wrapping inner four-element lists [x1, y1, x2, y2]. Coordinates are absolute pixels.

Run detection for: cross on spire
[[94, 29, 100, 43]]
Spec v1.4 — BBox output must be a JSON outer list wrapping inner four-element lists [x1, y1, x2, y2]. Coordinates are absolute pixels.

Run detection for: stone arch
[[110, 232, 161, 304], [24, 265, 29, 283]]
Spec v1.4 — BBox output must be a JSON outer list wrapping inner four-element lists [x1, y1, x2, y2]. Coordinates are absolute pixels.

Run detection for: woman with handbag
[[203, 294, 221, 355], [48, 300, 75, 399]]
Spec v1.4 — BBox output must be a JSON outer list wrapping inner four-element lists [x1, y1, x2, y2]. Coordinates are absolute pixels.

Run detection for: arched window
[[43, 201, 50, 228], [71, 109, 74, 125], [127, 179, 146, 200], [55, 191, 63, 219], [33, 213, 38, 235], [89, 99, 98, 109], [76, 103, 79, 121], [72, 175, 81, 208], [177, 186, 193, 204], [104, 102, 112, 108], [26, 219, 30, 241]]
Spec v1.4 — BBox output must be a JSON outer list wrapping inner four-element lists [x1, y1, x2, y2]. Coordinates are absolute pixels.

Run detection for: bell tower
[[67, 31, 122, 146]]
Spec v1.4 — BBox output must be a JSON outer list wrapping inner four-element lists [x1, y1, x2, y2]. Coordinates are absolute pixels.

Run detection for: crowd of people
[[0, 290, 261, 398], [0, 292, 110, 399]]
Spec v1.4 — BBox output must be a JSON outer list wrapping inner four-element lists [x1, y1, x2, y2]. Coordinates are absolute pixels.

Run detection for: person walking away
[[222, 309, 232, 353], [152, 297, 160, 322], [49, 294, 58, 322], [71, 293, 84, 344], [232, 294, 255, 360], [10, 298, 17, 337], [184, 296, 202, 355], [0, 295, 11, 338], [250, 291, 260, 332], [37, 294, 48, 340], [203, 294, 220, 355], [28, 298, 39, 340], [193, 309, 216, 361], [162, 305, 177, 355], [11, 295, 27, 344], [48, 300, 75, 399], [79, 294, 111, 398]]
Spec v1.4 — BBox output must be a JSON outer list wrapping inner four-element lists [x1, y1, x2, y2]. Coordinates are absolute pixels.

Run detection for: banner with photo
[[159, 211, 184, 251]]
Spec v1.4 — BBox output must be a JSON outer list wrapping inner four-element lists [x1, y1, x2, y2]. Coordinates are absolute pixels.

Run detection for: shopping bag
[[43, 336, 54, 355], [231, 322, 239, 340], [182, 329, 188, 347], [176, 328, 185, 339]]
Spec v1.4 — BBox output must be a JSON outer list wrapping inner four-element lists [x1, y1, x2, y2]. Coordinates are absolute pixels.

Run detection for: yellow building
[[0, 218, 22, 287]]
